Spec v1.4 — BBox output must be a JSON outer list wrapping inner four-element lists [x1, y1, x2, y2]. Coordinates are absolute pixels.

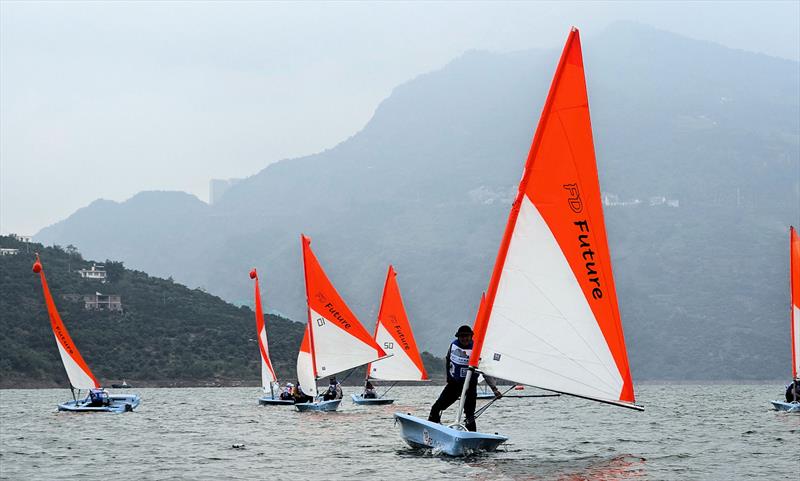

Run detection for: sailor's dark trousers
[[428, 375, 478, 431]]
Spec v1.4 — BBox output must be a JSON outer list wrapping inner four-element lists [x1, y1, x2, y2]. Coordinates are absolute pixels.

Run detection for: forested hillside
[[0, 237, 443, 387]]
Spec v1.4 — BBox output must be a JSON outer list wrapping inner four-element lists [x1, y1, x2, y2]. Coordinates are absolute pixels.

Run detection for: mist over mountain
[[36, 22, 800, 381]]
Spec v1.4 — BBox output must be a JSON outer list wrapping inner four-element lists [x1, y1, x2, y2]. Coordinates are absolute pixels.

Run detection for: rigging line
[[473, 385, 517, 420], [379, 381, 398, 399]]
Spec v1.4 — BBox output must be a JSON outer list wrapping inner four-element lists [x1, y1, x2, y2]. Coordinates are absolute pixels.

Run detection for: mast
[[789, 226, 800, 380]]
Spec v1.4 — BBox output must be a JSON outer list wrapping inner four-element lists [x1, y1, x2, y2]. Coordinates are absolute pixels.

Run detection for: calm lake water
[[0, 384, 797, 480]]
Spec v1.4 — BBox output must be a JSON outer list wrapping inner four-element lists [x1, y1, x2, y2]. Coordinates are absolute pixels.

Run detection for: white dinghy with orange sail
[[32, 255, 140, 413], [295, 235, 387, 412], [771, 226, 800, 412], [353, 266, 429, 405], [250, 269, 293, 406], [394, 27, 642, 455]]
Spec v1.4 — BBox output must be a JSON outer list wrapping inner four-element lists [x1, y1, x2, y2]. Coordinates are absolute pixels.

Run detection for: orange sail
[[300, 235, 386, 380], [469, 28, 639, 409], [250, 269, 277, 388], [790, 226, 800, 379], [32, 255, 100, 390], [366, 266, 428, 381]]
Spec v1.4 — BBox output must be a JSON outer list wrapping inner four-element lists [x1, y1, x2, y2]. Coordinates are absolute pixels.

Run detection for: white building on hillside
[[77, 263, 107, 282]]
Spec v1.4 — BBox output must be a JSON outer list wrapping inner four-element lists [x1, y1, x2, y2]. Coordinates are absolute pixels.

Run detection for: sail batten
[[470, 28, 637, 408], [33, 256, 100, 390]]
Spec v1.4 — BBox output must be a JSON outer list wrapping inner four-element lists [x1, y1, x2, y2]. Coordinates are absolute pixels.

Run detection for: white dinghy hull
[[393, 413, 507, 456], [295, 399, 341, 412], [58, 394, 141, 413], [351, 393, 394, 405], [770, 400, 800, 412], [258, 397, 294, 406]]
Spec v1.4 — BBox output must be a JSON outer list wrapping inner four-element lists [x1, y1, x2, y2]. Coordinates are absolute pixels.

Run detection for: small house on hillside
[[0, 248, 19, 256], [77, 263, 107, 282], [84, 292, 123, 312]]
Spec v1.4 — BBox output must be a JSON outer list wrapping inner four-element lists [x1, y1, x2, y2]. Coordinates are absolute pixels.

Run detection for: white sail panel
[[477, 196, 624, 402], [369, 323, 427, 381], [54, 334, 97, 390], [258, 327, 276, 387], [296, 326, 318, 398], [310, 307, 383, 377]]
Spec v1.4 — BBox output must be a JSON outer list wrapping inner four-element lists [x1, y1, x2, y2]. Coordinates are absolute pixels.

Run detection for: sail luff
[[789, 226, 800, 379], [470, 29, 580, 369], [251, 269, 277, 388], [301, 235, 320, 379], [33, 256, 100, 390]]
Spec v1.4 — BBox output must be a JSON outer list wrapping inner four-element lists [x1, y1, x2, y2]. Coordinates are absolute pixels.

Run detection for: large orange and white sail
[[469, 28, 640, 410], [367, 266, 429, 381], [32, 255, 100, 390], [300, 235, 386, 380], [250, 269, 277, 389], [790, 226, 800, 379]]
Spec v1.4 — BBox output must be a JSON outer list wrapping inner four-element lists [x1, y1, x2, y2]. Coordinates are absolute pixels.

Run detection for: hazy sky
[[2, 1, 798, 235]]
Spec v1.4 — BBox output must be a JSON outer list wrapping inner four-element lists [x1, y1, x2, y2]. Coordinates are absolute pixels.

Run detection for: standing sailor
[[428, 325, 501, 431]]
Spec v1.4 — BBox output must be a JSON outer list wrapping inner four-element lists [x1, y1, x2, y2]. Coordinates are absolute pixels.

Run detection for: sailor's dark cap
[[455, 325, 474, 336]]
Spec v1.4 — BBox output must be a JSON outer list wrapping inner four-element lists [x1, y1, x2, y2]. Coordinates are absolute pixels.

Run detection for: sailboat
[[352, 266, 429, 405], [770, 226, 800, 412], [32, 255, 141, 413], [295, 235, 387, 412], [251, 269, 293, 406], [394, 27, 642, 455]]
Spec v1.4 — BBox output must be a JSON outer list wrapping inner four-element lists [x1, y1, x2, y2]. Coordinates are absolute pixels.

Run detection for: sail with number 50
[[790, 226, 800, 380], [250, 269, 278, 389], [469, 28, 640, 410], [32, 255, 100, 390], [366, 266, 429, 382], [298, 235, 386, 387]]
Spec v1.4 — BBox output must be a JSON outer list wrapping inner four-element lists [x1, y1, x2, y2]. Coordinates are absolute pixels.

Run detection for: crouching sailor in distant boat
[[279, 383, 294, 401], [87, 388, 111, 407], [292, 383, 313, 404], [362, 381, 377, 399], [321, 376, 343, 401], [428, 325, 502, 431], [786, 379, 800, 403]]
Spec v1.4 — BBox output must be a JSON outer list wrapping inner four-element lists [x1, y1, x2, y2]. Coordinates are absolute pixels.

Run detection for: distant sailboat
[[771, 226, 800, 412], [251, 269, 293, 406], [295, 235, 387, 412], [395, 27, 642, 455], [353, 266, 429, 405], [32, 255, 140, 413]]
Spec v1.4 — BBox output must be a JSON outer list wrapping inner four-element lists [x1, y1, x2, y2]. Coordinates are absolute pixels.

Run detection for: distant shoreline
[[1, 379, 789, 389]]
